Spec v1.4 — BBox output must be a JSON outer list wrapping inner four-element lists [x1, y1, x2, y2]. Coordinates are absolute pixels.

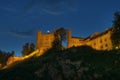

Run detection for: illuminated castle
[[67, 29, 113, 50], [6, 28, 116, 66], [36, 30, 55, 56], [36, 28, 113, 54]]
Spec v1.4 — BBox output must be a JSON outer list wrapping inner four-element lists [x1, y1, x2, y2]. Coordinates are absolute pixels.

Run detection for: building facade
[[85, 29, 113, 50], [37, 29, 114, 53], [6, 28, 117, 66], [67, 30, 85, 48], [36, 30, 55, 56]]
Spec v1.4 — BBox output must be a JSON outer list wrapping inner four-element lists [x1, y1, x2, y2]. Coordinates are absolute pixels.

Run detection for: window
[[94, 43, 96, 46], [100, 39, 102, 43], [105, 44, 108, 47], [104, 38, 107, 41], [46, 39, 48, 41], [100, 46, 103, 49]]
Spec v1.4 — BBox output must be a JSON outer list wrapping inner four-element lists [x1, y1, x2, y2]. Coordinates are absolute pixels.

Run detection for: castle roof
[[72, 36, 84, 39], [85, 28, 112, 41]]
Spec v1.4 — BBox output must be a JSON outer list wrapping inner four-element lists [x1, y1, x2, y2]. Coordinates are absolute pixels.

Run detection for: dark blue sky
[[0, 0, 120, 56]]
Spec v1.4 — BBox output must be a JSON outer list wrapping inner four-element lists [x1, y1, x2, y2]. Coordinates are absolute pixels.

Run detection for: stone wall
[[36, 31, 55, 54], [7, 56, 23, 65], [67, 29, 113, 50], [37, 29, 114, 52], [6, 29, 114, 67], [85, 30, 113, 50]]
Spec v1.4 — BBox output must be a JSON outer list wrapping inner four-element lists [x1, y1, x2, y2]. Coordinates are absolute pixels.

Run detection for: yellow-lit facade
[[85, 30, 113, 50], [68, 29, 113, 50], [36, 31, 55, 55], [37, 29, 114, 52], [6, 28, 116, 66], [67, 30, 85, 48]]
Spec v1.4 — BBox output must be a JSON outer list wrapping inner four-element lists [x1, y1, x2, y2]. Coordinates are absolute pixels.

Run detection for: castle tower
[[36, 30, 55, 55], [67, 29, 72, 48], [36, 30, 42, 49]]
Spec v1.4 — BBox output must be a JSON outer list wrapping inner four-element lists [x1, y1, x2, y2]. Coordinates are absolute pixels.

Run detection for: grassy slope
[[0, 46, 120, 80]]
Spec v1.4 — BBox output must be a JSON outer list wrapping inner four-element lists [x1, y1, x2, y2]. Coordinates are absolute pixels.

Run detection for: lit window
[[94, 43, 96, 46], [100, 39, 102, 43], [100, 46, 103, 49], [104, 38, 107, 41], [105, 44, 108, 47]]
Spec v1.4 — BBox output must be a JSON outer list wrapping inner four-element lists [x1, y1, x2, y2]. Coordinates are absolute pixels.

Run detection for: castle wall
[[36, 31, 42, 49], [6, 29, 115, 67], [68, 37, 84, 47], [67, 30, 72, 48], [67, 29, 113, 50], [67, 30, 84, 48], [85, 30, 113, 50], [37, 29, 114, 53], [7, 56, 23, 65], [36, 31, 55, 54]]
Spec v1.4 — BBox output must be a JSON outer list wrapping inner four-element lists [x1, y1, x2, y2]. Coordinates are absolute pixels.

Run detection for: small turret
[[67, 29, 72, 48], [36, 30, 42, 49]]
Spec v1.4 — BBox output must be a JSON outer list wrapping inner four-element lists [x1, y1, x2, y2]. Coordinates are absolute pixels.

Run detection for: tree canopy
[[52, 28, 67, 51], [0, 50, 14, 67], [111, 11, 120, 49], [112, 12, 120, 32], [21, 43, 35, 56]]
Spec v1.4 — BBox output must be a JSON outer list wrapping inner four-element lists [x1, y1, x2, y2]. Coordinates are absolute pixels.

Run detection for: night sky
[[0, 0, 120, 56]]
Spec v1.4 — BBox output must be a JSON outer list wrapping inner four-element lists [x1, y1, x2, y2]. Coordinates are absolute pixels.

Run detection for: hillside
[[0, 46, 120, 80]]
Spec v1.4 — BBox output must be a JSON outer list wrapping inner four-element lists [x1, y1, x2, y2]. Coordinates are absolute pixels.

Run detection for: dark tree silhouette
[[29, 43, 35, 53], [111, 12, 120, 49], [21, 43, 35, 56], [0, 50, 14, 67], [22, 43, 29, 56], [112, 12, 120, 32], [52, 28, 67, 51]]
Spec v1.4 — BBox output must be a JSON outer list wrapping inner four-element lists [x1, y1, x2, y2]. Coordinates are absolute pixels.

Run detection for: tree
[[22, 43, 29, 56], [0, 50, 14, 67], [112, 12, 120, 32], [111, 12, 120, 49], [21, 43, 35, 56], [29, 43, 35, 53], [11, 51, 15, 56], [52, 28, 67, 51]]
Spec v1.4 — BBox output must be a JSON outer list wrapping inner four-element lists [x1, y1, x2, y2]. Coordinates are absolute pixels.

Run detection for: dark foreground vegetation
[[0, 46, 120, 80]]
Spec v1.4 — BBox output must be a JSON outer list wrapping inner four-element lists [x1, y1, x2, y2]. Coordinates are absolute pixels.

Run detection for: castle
[[6, 28, 118, 66], [36, 28, 113, 54]]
